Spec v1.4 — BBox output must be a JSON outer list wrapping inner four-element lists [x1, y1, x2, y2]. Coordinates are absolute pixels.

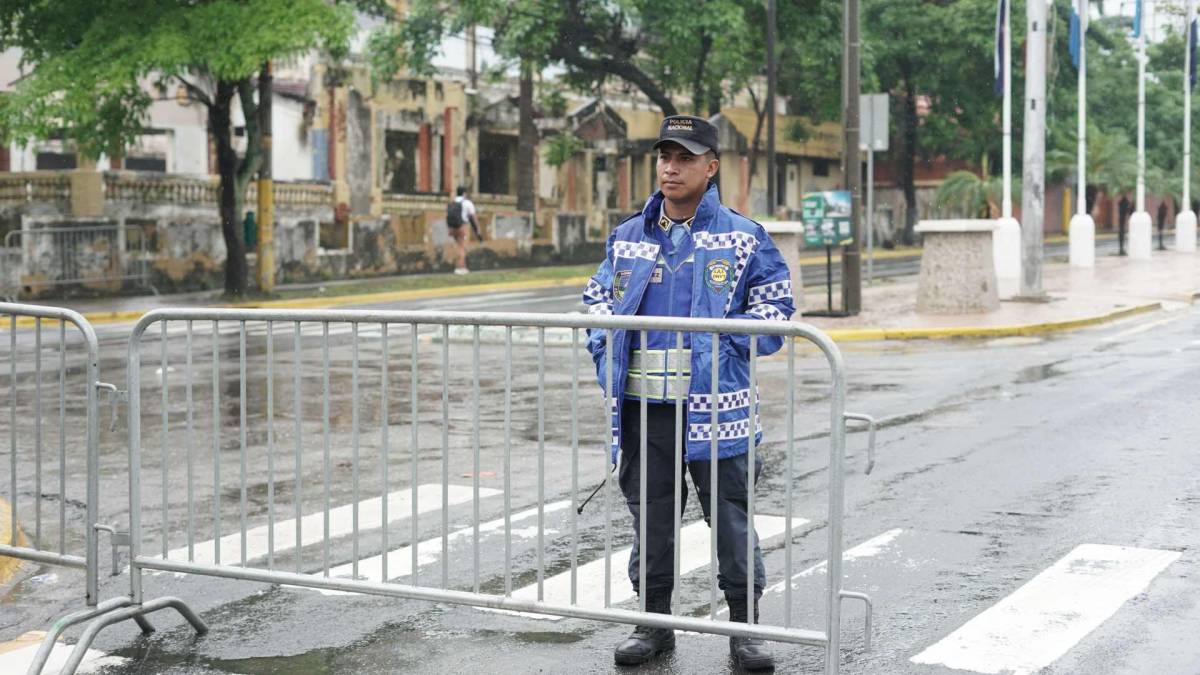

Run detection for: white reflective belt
[[628, 348, 691, 375], [623, 373, 690, 401]]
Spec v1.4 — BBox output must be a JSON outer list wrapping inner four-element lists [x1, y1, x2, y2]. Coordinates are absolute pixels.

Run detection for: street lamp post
[[1069, 0, 1096, 268], [1021, 0, 1048, 297], [1179, 0, 1199, 252], [1129, 2, 1153, 259]]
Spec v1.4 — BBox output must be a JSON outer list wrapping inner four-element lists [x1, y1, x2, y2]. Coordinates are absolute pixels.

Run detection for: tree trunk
[[692, 31, 712, 115], [210, 81, 247, 298], [517, 60, 536, 212], [899, 76, 919, 245], [746, 86, 767, 181]]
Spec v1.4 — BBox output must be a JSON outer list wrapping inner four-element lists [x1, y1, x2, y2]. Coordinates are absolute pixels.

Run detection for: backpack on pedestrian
[[446, 198, 464, 228]]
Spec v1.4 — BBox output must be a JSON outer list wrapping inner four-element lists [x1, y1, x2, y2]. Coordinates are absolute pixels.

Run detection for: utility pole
[[841, 0, 863, 315], [766, 0, 777, 215], [1020, 0, 1047, 298], [257, 60, 275, 294]]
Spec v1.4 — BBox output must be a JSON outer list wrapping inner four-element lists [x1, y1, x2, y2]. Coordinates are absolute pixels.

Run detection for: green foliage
[[935, 169, 1022, 218], [0, 0, 357, 157], [537, 86, 569, 118], [543, 133, 585, 167]]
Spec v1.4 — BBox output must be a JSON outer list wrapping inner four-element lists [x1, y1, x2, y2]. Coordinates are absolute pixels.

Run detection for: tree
[[0, 1, 369, 298]]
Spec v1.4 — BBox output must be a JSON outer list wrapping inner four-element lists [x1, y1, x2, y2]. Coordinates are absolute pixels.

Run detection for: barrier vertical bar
[[604, 329, 613, 608], [673, 331, 683, 613], [380, 323, 389, 583], [267, 321, 275, 570], [293, 321, 302, 575], [351, 322, 360, 578], [322, 323, 331, 576], [239, 321, 247, 567], [504, 326, 512, 596], [160, 321, 168, 559], [710, 331, 719, 619], [57, 321, 65, 555], [570, 328, 579, 605], [441, 324, 449, 590], [410, 324, 420, 581], [211, 321, 220, 566], [747, 337, 757, 620], [537, 326, 546, 600], [127, 314, 142, 604], [7, 315, 13, 549], [638, 329, 647, 613], [472, 325, 481, 594], [34, 318, 42, 544], [186, 321, 195, 561], [410, 323, 419, 585], [785, 338, 795, 628]]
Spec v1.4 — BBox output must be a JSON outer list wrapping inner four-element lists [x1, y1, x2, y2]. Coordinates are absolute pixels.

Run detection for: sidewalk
[[803, 250, 1199, 341]]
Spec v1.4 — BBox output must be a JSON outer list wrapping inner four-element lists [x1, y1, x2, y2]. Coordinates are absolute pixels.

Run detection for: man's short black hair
[[457, 186, 467, 196]]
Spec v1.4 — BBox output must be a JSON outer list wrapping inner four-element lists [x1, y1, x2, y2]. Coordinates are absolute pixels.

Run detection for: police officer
[[582, 115, 795, 670]]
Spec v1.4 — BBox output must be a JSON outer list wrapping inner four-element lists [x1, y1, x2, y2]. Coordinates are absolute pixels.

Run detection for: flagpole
[[1130, 0, 1153, 259], [1002, 0, 1012, 219], [1070, 0, 1096, 268], [1179, 0, 1198, 252], [996, 0, 1022, 298]]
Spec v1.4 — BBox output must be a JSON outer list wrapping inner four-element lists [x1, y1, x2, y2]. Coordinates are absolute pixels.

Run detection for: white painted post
[[1069, 0, 1096, 268]]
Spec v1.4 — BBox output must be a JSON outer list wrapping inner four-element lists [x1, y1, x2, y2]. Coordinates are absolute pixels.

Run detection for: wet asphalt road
[[3, 253, 1199, 674]]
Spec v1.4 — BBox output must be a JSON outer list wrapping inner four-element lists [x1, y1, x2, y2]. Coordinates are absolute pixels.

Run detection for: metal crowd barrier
[[0, 302, 205, 675], [108, 307, 876, 675], [2, 225, 155, 300]]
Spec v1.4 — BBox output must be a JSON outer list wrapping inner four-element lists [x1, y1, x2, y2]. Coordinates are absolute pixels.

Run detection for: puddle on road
[[1012, 362, 1065, 384]]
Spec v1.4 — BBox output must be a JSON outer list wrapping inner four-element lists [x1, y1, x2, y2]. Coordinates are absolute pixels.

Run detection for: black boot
[[614, 592, 675, 666], [728, 595, 774, 671]]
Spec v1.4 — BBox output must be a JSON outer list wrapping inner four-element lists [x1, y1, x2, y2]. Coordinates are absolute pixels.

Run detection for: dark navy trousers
[[618, 400, 766, 600]]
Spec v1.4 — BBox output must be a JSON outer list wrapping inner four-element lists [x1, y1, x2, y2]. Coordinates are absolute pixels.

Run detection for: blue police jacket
[[583, 182, 796, 463]]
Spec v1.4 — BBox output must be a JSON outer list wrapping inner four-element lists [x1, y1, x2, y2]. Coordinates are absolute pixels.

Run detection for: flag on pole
[[1069, 5, 1082, 70], [994, 0, 1007, 96], [1132, 0, 1143, 39]]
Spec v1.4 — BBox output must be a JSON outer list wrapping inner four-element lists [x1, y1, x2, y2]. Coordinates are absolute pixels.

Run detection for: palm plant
[[934, 156, 1021, 218]]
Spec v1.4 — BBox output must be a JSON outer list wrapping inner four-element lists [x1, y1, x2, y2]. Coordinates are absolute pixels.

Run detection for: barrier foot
[[58, 596, 207, 675], [24, 598, 135, 675], [839, 590, 873, 651]]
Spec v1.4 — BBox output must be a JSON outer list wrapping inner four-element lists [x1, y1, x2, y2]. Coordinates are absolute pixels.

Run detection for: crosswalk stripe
[[159, 484, 500, 568], [911, 543, 1180, 675], [0, 633, 127, 674], [482, 514, 791, 621], [311, 499, 572, 595]]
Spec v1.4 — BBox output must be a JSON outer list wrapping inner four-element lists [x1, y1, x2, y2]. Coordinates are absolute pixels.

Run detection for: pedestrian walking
[[581, 115, 795, 671], [447, 186, 483, 274]]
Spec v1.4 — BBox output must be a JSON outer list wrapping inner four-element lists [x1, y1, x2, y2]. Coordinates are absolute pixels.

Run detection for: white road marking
[[483, 514, 792, 621], [0, 637, 126, 674], [159, 484, 499, 568], [1100, 315, 1187, 342], [312, 500, 572, 595], [911, 543, 1180, 675]]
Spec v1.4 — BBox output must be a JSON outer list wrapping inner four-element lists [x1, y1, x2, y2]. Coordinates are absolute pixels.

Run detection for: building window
[[813, 159, 830, 177], [125, 156, 167, 172], [36, 152, 76, 170], [478, 132, 517, 195], [383, 130, 418, 194]]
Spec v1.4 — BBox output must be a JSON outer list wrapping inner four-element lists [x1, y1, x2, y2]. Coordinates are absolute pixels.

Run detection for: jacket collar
[[640, 182, 720, 235]]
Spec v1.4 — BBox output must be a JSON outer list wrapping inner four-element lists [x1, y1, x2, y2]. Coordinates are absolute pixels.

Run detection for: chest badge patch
[[650, 266, 664, 284], [613, 270, 632, 301], [705, 259, 732, 294]]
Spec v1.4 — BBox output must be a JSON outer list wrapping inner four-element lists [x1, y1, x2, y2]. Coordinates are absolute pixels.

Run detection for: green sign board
[[800, 190, 853, 247]]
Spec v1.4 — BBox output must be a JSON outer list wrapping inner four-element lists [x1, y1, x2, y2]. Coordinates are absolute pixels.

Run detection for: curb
[[819, 302, 1163, 342], [0, 496, 28, 585]]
